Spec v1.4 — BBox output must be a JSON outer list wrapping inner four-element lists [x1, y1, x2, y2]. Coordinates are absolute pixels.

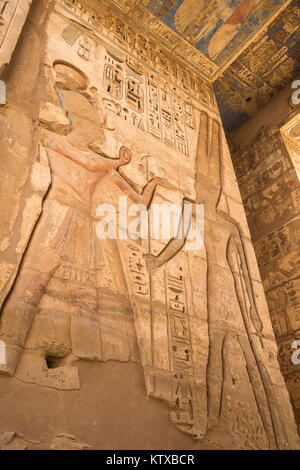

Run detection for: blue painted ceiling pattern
[[214, 0, 300, 132], [106, 0, 299, 131], [137, 0, 291, 72]]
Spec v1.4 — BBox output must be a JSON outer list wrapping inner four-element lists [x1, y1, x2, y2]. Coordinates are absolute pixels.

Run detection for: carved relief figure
[[0, 1, 298, 450], [207, 0, 260, 60], [174, 0, 226, 42], [0, 62, 173, 385], [192, 109, 295, 448], [173, 0, 260, 59]]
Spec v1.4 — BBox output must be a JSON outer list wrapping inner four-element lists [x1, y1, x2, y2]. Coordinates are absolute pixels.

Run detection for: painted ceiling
[[106, 0, 293, 80], [101, 0, 299, 131], [139, 0, 292, 72], [215, 0, 300, 132]]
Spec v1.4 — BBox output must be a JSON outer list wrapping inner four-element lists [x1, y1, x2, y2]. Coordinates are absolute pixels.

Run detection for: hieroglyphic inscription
[[56, 0, 217, 106], [165, 268, 195, 428], [103, 63, 124, 100], [128, 245, 149, 295], [103, 57, 191, 155]]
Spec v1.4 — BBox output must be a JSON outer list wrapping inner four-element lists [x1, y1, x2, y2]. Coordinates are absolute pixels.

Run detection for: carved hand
[[143, 254, 159, 271], [151, 176, 177, 191]]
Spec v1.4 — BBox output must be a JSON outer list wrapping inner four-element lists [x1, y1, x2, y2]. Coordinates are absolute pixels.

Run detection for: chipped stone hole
[[45, 356, 67, 369]]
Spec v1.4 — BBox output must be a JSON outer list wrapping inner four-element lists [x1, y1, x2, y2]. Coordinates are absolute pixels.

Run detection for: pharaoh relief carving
[[0, 60, 177, 388], [0, 0, 33, 73], [0, 2, 299, 451]]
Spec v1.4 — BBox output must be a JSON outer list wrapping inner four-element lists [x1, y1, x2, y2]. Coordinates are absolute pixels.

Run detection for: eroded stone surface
[[50, 433, 90, 450], [229, 86, 300, 435], [0, 0, 298, 450]]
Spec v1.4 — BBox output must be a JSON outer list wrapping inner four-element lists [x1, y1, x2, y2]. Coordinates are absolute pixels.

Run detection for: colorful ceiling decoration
[[100, 0, 299, 130], [214, 0, 300, 132], [107, 0, 293, 80]]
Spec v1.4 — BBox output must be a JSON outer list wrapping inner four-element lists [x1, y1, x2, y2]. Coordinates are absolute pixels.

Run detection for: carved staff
[[141, 154, 153, 255], [141, 153, 156, 373]]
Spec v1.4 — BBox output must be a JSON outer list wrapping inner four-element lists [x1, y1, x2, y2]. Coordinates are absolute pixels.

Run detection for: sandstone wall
[[229, 77, 300, 433], [0, 0, 298, 450]]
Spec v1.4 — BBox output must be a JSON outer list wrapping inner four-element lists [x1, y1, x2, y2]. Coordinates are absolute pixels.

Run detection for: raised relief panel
[[159, 83, 175, 148], [101, 44, 193, 156], [267, 287, 290, 338], [165, 267, 196, 433], [136, 34, 149, 59], [103, 63, 124, 100], [126, 55, 145, 76], [61, 23, 81, 46], [128, 245, 149, 296], [0, 0, 298, 450], [0, 0, 33, 72], [125, 77, 144, 113], [231, 121, 300, 439], [115, 18, 126, 43], [125, 26, 137, 49], [184, 101, 194, 130], [56, 0, 218, 103], [61, 23, 95, 61], [77, 35, 93, 61], [285, 279, 300, 332], [173, 96, 188, 156], [195, 78, 212, 108], [147, 79, 161, 139]]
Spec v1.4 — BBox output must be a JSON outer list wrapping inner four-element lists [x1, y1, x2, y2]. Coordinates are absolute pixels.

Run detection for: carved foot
[[37, 364, 80, 390], [15, 349, 80, 390]]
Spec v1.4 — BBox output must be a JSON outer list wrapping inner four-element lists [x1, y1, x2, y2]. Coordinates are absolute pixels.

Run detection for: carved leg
[[206, 328, 226, 430], [68, 281, 101, 361], [0, 252, 60, 375]]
